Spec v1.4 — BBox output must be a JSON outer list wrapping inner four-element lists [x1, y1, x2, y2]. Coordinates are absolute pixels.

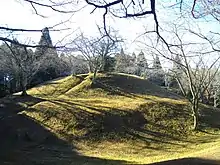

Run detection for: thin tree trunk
[[21, 73, 28, 96], [88, 62, 92, 73], [101, 57, 106, 72], [192, 111, 198, 130], [92, 68, 98, 83], [214, 90, 219, 108], [21, 85, 28, 96], [191, 99, 199, 130]]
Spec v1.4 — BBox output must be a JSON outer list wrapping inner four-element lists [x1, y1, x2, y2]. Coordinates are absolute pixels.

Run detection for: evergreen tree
[[131, 52, 136, 61], [41, 27, 53, 45], [35, 27, 54, 57], [115, 48, 127, 72], [167, 54, 183, 88], [146, 55, 165, 86], [136, 51, 146, 67], [173, 54, 182, 71], [153, 55, 162, 69], [103, 56, 116, 72], [32, 27, 61, 84], [0, 40, 45, 96], [120, 48, 125, 56], [136, 51, 147, 76]]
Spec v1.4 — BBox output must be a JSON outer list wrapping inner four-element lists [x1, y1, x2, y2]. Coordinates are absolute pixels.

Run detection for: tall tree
[[33, 27, 62, 83], [173, 54, 182, 71], [35, 27, 53, 57], [131, 52, 136, 61], [145, 54, 165, 85], [0, 40, 45, 96], [115, 48, 127, 73], [142, 26, 220, 130], [73, 30, 121, 81], [166, 54, 183, 88], [136, 51, 147, 76], [95, 30, 121, 72], [153, 55, 162, 69]]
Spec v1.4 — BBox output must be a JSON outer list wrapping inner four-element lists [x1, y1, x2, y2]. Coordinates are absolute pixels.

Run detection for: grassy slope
[[1, 73, 220, 164]]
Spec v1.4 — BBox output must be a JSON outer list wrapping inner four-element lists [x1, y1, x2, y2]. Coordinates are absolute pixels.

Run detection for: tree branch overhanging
[[0, 26, 70, 32], [23, 0, 78, 13], [0, 37, 64, 49], [1, 0, 218, 47]]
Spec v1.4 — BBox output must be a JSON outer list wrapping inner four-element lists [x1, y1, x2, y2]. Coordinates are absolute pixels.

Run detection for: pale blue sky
[[0, 0, 219, 56]]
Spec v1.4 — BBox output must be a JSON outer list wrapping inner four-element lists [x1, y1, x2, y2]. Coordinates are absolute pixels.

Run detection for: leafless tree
[[72, 30, 121, 81], [190, 0, 220, 21], [95, 28, 122, 72], [140, 25, 220, 130], [60, 53, 89, 74], [73, 34, 102, 80], [0, 41, 46, 96]]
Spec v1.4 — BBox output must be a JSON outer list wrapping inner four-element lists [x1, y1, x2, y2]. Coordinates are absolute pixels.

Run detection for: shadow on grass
[[147, 158, 220, 165], [0, 96, 131, 165], [92, 74, 182, 100], [199, 106, 220, 131], [48, 99, 188, 149]]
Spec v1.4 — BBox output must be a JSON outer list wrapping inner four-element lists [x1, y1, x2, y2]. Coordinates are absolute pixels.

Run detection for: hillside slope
[[1, 73, 220, 164]]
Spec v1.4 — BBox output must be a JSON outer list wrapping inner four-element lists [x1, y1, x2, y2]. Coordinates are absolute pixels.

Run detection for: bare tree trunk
[[88, 62, 92, 73], [15, 77, 20, 92], [21, 85, 28, 96], [192, 111, 198, 130], [191, 99, 199, 130], [200, 92, 205, 104], [21, 72, 28, 96], [100, 56, 106, 72], [214, 90, 219, 108], [92, 67, 98, 83]]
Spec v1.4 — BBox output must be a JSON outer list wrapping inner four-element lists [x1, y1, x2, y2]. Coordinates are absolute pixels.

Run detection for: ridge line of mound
[[27, 75, 84, 97], [64, 75, 92, 95]]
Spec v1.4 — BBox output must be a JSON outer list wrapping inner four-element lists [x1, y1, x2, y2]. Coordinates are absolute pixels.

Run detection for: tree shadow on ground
[[48, 99, 188, 149], [0, 96, 131, 165], [199, 106, 220, 132], [146, 158, 220, 165], [92, 74, 182, 100]]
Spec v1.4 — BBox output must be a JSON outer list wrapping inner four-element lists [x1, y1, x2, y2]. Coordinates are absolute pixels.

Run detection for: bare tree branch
[[0, 37, 64, 48], [23, 0, 78, 13], [0, 26, 70, 32]]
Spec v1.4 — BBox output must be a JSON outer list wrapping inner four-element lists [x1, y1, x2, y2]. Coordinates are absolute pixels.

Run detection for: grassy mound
[[28, 75, 83, 97], [93, 73, 182, 99], [24, 73, 191, 139], [1, 73, 220, 164]]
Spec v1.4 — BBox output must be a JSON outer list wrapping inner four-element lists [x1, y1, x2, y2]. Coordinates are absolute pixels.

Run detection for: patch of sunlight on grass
[[115, 72, 144, 79], [51, 100, 103, 114], [57, 96, 150, 111], [75, 136, 220, 164], [28, 76, 82, 97], [142, 95, 187, 105], [65, 77, 92, 95]]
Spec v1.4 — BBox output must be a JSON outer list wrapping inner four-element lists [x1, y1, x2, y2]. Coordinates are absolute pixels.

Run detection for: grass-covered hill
[[1, 73, 220, 165]]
